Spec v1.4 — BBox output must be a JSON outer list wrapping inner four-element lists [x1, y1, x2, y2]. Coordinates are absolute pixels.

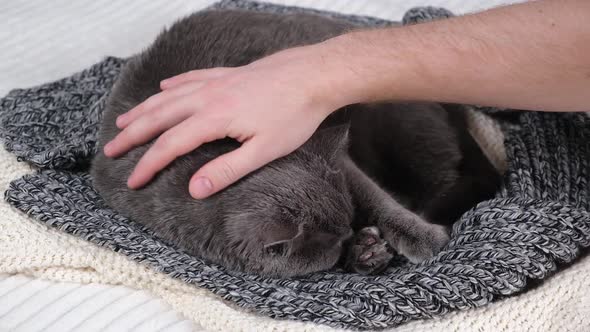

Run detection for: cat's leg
[[342, 157, 450, 264]]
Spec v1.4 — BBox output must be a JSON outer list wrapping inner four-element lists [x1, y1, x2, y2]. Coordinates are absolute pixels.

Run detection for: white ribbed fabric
[[4, 1, 589, 332], [0, 275, 197, 332]]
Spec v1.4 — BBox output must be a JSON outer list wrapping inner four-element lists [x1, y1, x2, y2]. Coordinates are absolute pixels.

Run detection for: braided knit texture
[[1, 1, 589, 330]]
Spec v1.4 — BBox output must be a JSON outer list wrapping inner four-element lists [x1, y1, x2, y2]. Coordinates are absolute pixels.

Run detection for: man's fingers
[[126, 116, 224, 189], [189, 139, 274, 199], [104, 98, 197, 157], [160, 67, 232, 90], [116, 81, 205, 129]]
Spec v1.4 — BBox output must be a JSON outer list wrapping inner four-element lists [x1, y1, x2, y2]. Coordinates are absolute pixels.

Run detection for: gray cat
[[91, 10, 500, 277]]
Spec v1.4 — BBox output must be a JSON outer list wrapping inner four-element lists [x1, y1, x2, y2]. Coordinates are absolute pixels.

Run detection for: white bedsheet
[[10, 1, 584, 332]]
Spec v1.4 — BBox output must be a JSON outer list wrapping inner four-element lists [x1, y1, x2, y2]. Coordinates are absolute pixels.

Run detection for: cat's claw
[[346, 227, 394, 275]]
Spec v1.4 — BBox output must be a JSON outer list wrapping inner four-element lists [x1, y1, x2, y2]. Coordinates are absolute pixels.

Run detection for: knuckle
[[142, 94, 160, 110], [217, 159, 239, 184], [154, 132, 177, 151], [120, 125, 141, 142], [187, 70, 201, 78], [145, 109, 166, 123]]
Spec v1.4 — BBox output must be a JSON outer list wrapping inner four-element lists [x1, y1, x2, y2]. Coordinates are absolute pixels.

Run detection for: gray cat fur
[[90, 9, 490, 277]]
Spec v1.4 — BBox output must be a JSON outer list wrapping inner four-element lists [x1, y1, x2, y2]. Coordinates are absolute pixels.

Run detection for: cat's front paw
[[397, 224, 450, 263], [345, 226, 394, 274]]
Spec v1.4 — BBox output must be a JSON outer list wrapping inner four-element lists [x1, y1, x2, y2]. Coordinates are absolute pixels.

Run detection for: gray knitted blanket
[[1, 0, 589, 330]]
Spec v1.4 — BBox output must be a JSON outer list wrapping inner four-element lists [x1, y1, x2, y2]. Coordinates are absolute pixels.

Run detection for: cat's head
[[220, 125, 355, 277]]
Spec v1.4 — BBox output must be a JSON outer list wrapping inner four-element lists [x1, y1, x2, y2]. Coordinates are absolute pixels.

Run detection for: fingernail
[[190, 176, 213, 198], [160, 79, 170, 88]]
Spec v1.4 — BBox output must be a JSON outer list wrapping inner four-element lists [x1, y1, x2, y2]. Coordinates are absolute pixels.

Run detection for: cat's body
[[91, 10, 500, 277]]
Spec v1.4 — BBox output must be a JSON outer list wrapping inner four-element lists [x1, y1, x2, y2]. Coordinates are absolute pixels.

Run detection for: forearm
[[318, 0, 590, 112]]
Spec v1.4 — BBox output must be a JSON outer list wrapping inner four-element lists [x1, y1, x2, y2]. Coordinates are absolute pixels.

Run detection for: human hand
[[103, 45, 350, 199]]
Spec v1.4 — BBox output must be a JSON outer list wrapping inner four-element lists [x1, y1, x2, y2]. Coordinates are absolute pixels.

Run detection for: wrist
[[311, 28, 425, 107], [285, 42, 363, 116]]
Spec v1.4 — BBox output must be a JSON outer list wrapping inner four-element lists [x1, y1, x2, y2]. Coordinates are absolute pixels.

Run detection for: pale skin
[[103, 0, 590, 199]]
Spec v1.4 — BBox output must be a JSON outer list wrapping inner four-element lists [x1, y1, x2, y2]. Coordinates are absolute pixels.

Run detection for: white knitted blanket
[[1, 1, 589, 331]]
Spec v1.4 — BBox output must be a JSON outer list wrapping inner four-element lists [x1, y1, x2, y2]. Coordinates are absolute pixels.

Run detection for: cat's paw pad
[[398, 224, 450, 264], [345, 227, 394, 275]]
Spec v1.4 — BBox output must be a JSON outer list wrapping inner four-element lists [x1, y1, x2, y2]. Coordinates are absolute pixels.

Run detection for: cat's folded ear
[[263, 239, 291, 257], [264, 222, 342, 257], [303, 124, 350, 162], [263, 222, 307, 257]]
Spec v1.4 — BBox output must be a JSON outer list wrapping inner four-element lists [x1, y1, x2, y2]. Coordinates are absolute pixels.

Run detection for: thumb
[[189, 139, 277, 199]]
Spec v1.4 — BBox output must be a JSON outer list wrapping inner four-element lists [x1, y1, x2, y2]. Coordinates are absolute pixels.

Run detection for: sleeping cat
[[91, 9, 500, 277]]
